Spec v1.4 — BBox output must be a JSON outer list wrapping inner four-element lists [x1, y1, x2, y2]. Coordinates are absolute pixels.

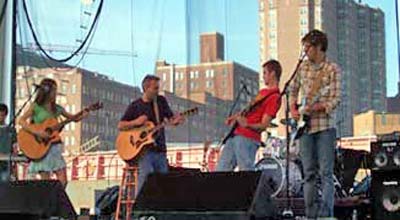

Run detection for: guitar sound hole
[[139, 131, 147, 139]]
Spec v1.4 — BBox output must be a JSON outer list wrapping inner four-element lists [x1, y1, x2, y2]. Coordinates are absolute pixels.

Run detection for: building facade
[[156, 32, 259, 110], [259, 0, 386, 136]]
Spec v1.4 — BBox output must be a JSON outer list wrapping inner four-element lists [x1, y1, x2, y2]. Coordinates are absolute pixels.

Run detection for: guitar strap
[[153, 96, 161, 125]]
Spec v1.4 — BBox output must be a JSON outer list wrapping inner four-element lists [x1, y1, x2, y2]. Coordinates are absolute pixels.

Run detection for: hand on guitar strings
[[35, 131, 51, 141], [225, 113, 240, 126], [235, 116, 248, 128], [136, 115, 148, 126]]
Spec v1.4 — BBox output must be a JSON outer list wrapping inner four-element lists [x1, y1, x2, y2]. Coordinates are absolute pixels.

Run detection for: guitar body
[[116, 121, 156, 161], [17, 118, 62, 160]]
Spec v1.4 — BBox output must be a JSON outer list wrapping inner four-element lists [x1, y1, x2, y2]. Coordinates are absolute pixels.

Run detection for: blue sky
[[18, 0, 399, 96]]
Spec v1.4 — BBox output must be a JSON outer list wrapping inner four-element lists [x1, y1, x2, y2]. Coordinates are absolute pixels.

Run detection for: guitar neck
[[51, 109, 88, 131]]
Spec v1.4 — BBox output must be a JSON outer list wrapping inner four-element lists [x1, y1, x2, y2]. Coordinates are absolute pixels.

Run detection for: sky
[[18, 0, 399, 97]]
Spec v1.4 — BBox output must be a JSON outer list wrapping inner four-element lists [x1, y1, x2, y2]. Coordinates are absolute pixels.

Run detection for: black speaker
[[133, 171, 277, 220], [0, 180, 76, 219], [372, 170, 400, 220], [371, 139, 400, 171]]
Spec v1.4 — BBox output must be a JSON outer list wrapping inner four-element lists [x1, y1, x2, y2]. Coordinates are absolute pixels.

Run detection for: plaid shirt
[[289, 58, 341, 134]]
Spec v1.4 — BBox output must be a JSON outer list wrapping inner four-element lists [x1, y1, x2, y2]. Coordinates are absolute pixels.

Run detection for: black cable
[[396, 0, 400, 95], [0, 0, 7, 27], [21, 0, 103, 63]]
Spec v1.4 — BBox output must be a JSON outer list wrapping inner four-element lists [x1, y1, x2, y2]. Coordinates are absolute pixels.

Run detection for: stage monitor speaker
[[0, 180, 76, 220], [371, 135, 400, 171], [133, 171, 277, 220], [372, 170, 400, 220]]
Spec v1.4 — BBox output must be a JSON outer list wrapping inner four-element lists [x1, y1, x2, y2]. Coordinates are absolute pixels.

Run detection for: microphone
[[32, 83, 42, 89], [241, 80, 251, 95], [32, 83, 50, 92]]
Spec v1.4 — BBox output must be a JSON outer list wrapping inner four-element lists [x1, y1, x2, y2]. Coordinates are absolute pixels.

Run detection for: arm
[[312, 64, 341, 114], [118, 103, 148, 131], [61, 107, 87, 122], [18, 104, 36, 134], [118, 115, 148, 130]]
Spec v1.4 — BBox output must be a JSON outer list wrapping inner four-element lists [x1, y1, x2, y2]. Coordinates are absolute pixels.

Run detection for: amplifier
[[371, 138, 400, 171]]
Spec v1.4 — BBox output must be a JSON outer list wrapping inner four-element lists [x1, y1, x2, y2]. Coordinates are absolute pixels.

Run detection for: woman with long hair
[[19, 78, 87, 188]]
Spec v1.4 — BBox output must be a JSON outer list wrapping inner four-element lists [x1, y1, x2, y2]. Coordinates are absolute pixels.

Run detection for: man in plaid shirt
[[290, 29, 341, 219]]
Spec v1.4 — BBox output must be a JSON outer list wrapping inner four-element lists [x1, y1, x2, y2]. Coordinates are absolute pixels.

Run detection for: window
[[300, 18, 308, 25], [71, 104, 76, 113], [210, 69, 214, 78], [195, 71, 199, 78], [61, 83, 68, 94], [65, 137, 69, 146], [381, 114, 386, 125], [190, 71, 194, 79], [71, 123, 75, 131], [71, 84, 77, 94], [163, 73, 167, 81], [300, 7, 307, 15], [206, 81, 213, 88], [71, 137, 75, 146]]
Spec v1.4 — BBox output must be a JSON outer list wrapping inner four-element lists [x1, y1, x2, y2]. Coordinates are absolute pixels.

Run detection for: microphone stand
[[6, 86, 40, 181], [280, 52, 306, 219]]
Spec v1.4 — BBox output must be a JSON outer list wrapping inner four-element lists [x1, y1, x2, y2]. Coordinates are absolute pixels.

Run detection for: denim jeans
[[135, 150, 168, 197], [300, 128, 336, 219], [216, 135, 259, 171]]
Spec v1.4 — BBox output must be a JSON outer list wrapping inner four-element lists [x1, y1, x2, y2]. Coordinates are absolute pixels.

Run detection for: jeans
[[300, 128, 336, 219], [216, 135, 259, 171], [135, 150, 168, 197]]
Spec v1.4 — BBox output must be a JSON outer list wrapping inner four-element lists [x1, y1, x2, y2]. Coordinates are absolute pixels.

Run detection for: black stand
[[6, 86, 40, 181], [280, 53, 306, 219]]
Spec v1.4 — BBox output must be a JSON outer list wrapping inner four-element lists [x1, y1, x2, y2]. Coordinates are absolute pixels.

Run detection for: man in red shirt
[[216, 60, 282, 171]]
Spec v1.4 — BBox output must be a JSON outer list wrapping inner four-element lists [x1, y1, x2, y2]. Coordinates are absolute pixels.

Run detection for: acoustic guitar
[[18, 102, 103, 160], [116, 107, 198, 161]]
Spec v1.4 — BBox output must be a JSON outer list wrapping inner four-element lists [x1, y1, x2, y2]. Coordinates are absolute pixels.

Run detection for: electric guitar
[[290, 87, 330, 143], [17, 102, 103, 160], [220, 91, 279, 146], [116, 107, 198, 161]]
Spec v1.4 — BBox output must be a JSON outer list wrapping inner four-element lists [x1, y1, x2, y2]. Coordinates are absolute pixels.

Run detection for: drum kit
[[256, 125, 347, 199]]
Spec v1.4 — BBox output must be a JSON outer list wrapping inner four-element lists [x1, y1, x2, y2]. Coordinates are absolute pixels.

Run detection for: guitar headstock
[[181, 107, 199, 116]]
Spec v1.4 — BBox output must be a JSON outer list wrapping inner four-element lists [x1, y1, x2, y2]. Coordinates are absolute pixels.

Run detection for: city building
[[156, 32, 260, 110], [259, 0, 386, 136]]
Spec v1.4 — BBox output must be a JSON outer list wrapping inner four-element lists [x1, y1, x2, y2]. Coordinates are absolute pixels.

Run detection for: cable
[[21, 0, 103, 63], [0, 0, 7, 27], [33, 6, 101, 72], [152, 0, 166, 74], [130, 0, 137, 98]]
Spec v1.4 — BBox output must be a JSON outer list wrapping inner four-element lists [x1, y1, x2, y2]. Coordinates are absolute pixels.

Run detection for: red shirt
[[234, 87, 281, 142]]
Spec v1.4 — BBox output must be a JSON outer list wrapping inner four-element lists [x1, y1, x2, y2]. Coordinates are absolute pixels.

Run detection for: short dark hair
[[141, 74, 160, 91], [262, 59, 282, 82], [0, 103, 8, 115], [302, 29, 328, 52]]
